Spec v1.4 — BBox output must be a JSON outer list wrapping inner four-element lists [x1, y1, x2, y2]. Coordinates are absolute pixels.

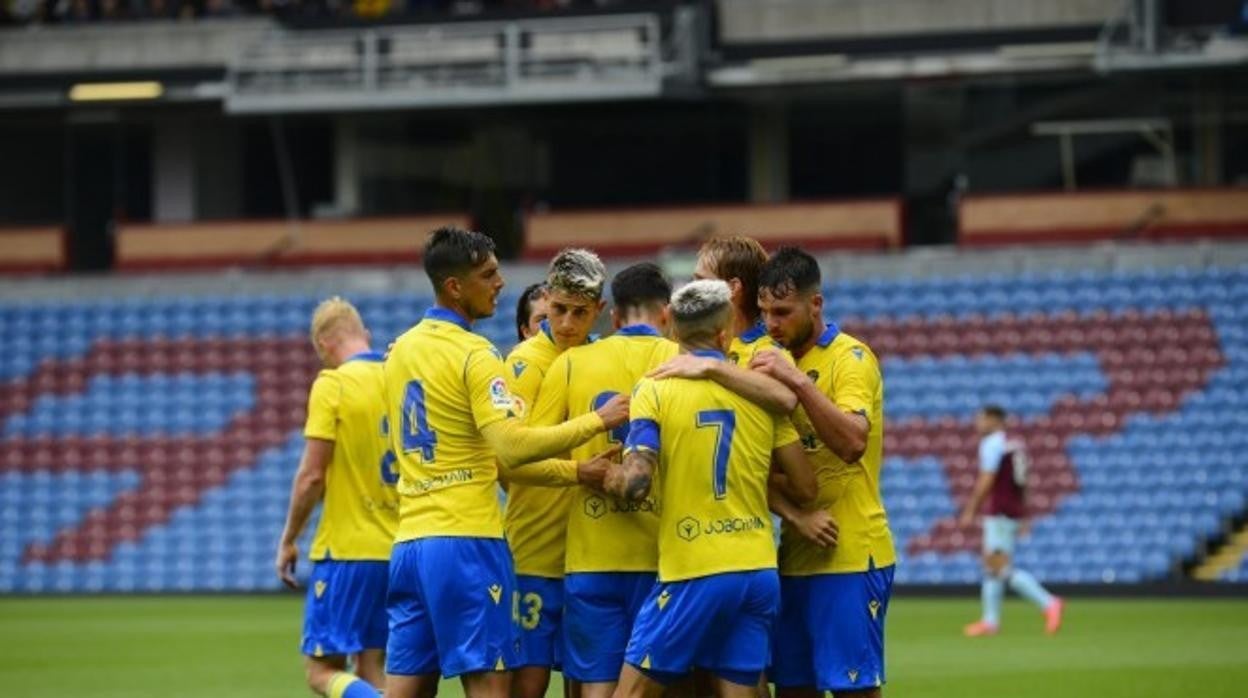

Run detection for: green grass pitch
[[1, 596, 1245, 697]]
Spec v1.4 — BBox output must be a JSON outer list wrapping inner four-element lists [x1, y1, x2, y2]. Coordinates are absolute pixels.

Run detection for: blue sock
[[982, 575, 1004, 626], [327, 672, 380, 698], [1008, 568, 1056, 610]]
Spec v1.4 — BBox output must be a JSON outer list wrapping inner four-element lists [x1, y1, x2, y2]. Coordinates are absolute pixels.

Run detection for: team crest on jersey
[[806, 369, 820, 383], [584, 495, 607, 519], [489, 378, 513, 410], [512, 360, 527, 378], [676, 516, 700, 541]]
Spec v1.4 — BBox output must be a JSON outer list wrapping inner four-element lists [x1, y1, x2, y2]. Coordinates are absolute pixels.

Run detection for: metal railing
[[226, 13, 666, 113]]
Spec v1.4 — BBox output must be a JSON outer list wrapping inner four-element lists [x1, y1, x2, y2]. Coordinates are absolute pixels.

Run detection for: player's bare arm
[[275, 438, 334, 588], [772, 440, 819, 505], [768, 483, 838, 549], [959, 471, 997, 528], [604, 450, 656, 502], [647, 353, 797, 414], [751, 350, 868, 462]]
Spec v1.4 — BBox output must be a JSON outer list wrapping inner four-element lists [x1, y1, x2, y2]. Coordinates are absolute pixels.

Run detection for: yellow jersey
[[303, 350, 398, 561], [727, 321, 787, 367], [503, 322, 573, 578], [384, 308, 518, 542], [625, 349, 800, 582], [528, 324, 679, 573], [780, 323, 896, 575]]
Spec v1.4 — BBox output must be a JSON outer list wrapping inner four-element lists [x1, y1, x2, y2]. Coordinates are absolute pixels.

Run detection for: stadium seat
[[1, 266, 1246, 591]]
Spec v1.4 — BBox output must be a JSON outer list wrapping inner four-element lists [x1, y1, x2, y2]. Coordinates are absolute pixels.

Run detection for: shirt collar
[[616, 324, 661, 337], [815, 321, 840, 348], [690, 349, 726, 361], [739, 321, 767, 344], [343, 350, 384, 364], [424, 306, 471, 331], [539, 318, 555, 343]]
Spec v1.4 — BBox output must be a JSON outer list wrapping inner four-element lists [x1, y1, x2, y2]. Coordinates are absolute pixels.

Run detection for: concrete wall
[[718, 0, 1121, 44]]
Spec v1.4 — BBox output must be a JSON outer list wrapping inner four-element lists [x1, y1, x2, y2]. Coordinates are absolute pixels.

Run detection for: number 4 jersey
[[624, 350, 801, 582], [384, 309, 519, 543], [303, 350, 398, 561]]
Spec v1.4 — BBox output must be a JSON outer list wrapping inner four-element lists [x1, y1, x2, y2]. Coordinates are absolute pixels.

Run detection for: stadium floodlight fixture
[[68, 81, 164, 102]]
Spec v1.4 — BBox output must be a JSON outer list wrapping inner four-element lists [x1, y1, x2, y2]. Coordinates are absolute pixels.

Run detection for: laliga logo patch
[[489, 378, 513, 409]]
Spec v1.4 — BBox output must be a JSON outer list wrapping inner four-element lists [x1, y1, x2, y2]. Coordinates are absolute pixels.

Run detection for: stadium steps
[[1192, 524, 1248, 581]]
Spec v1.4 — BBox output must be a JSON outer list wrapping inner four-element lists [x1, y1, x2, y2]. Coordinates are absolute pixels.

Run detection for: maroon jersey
[[980, 431, 1028, 519]]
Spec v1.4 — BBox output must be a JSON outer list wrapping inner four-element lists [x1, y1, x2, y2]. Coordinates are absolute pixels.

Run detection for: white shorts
[[982, 515, 1019, 555]]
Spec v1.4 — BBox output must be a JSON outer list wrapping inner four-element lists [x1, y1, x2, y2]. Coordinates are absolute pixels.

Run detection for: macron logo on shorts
[[314, 580, 327, 599], [488, 584, 503, 604], [657, 589, 671, 610]]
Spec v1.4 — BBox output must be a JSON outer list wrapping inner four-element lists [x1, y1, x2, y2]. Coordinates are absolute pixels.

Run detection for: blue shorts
[[624, 570, 779, 687], [515, 575, 564, 670], [983, 515, 1019, 555], [563, 571, 656, 682], [771, 565, 895, 692], [386, 537, 521, 679], [301, 559, 390, 657]]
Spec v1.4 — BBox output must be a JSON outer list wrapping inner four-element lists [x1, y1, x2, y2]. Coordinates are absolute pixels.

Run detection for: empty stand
[[1, 265, 1246, 591]]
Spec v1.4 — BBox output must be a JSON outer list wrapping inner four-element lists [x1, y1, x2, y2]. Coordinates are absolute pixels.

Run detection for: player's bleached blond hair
[[671, 279, 733, 346], [546, 248, 607, 301], [309, 296, 366, 361]]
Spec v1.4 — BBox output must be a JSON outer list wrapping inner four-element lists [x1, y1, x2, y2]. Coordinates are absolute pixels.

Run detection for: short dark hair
[[515, 282, 547, 341], [423, 225, 496, 290], [981, 405, 1008, 421], [759, 246, 821, 298], [611, 262, 672, 313]]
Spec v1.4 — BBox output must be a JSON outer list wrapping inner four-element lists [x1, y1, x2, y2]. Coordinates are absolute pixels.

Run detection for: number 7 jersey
[[625, 356, 801, 582]]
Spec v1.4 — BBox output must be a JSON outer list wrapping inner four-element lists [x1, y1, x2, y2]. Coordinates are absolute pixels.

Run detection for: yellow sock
[[326, 671, 380, 698]]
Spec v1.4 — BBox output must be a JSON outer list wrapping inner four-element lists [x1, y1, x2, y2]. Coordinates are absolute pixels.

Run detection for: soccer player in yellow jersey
[[649, 237, 797, 417], [276, 297, 394, 698], [383, 227, 629, 698], [693, 236, 788, 369], [503, 248, 610, 698], [604, 279, 818, 698], [523, 262, 676, 698], [753, 247, 897, 698]]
